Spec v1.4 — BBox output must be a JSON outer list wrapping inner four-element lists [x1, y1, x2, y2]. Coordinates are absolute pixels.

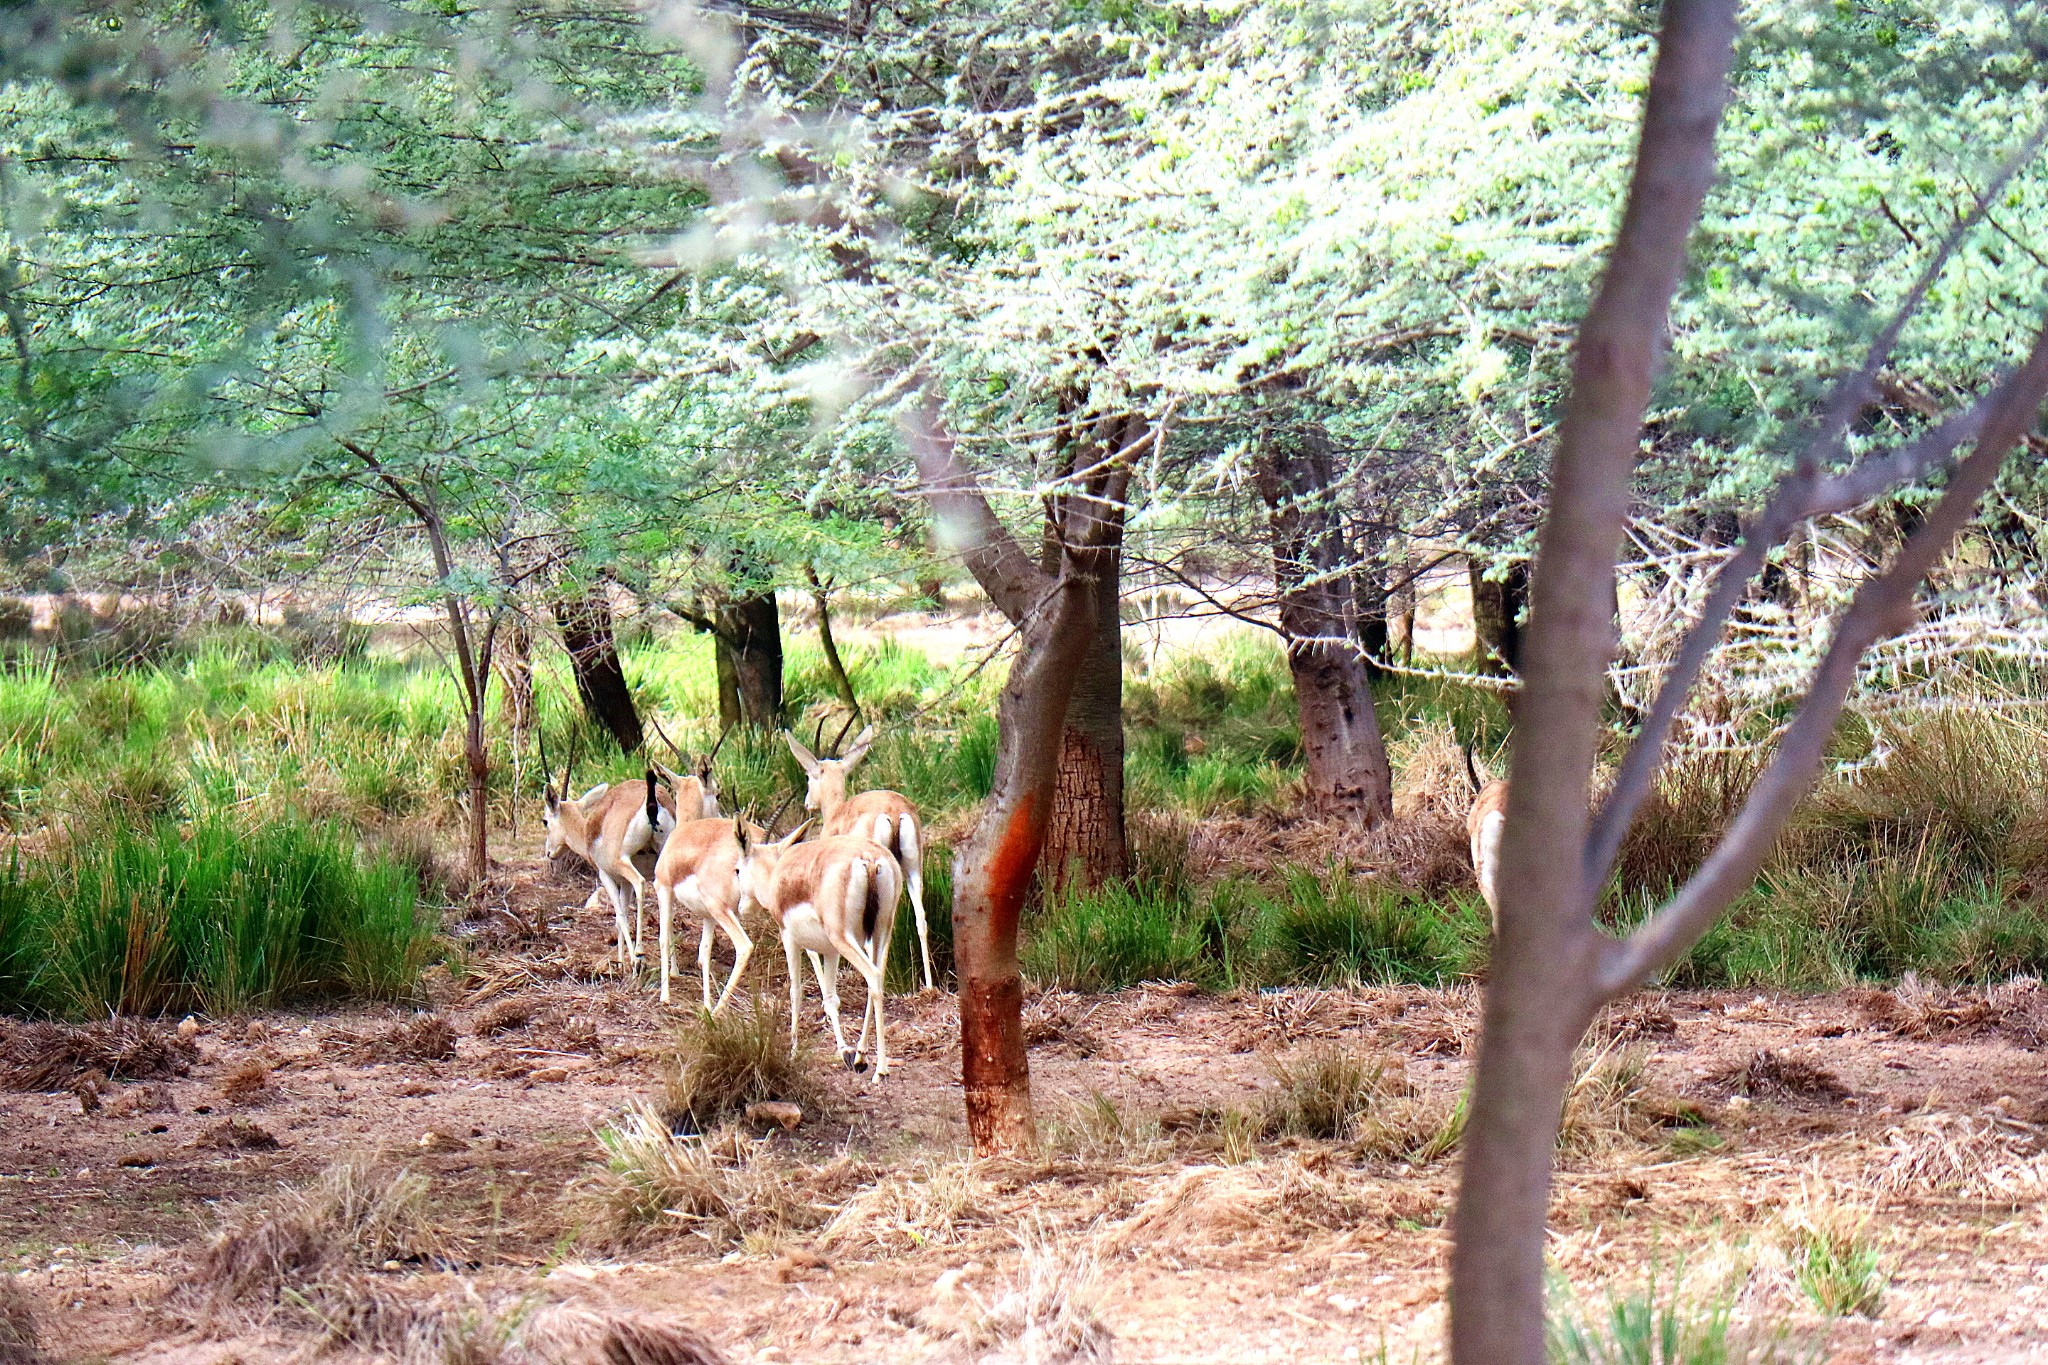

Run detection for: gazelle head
[[541, 781, 608, 860], [650, 717, 726, 819], [734, 816, 810, 907], [785, 724, 876, 815]]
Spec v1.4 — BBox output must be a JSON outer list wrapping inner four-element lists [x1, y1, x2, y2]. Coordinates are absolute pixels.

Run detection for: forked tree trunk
[[1470, 557, 1529, 675], [908, 396, 1133, 1155], [1353, 557, 1390, 681], [811, 573, 862, 719], [555, 592, 643, 753], [715, 590, 784, 728], [1258, 431, 1395, 826]]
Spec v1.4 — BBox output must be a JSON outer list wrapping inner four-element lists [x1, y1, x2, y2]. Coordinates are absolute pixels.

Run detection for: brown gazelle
[[542, 766, 676, 970], [651, 817, 752, 1011], [1462, 746, 1509, 931], [736, 823, 902, 1076], [784, 725, 933, 990]]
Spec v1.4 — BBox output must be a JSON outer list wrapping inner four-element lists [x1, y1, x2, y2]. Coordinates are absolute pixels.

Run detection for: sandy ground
[[9, 844, 2048, 1364]]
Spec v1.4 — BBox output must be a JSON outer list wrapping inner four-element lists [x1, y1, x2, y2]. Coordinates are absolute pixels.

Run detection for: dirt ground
[[10, 847, 2048, 1364]]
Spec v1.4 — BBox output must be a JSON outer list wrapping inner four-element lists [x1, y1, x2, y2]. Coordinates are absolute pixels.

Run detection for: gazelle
[[542, 765, 677, 969], [1463, 745, 1508, 931], [736, 822, 901, 1076], [784, 725, 933, 990], [650, 717, 727, 823], [651, 816, 753, 1012]]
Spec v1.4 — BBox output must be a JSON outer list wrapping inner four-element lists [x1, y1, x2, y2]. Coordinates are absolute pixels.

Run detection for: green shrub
[[1023, 881, 1209, 992], [0, 815, 435, 1017], [1548, 1269, 1807, 1365], [1253, 867, 1480, 986]]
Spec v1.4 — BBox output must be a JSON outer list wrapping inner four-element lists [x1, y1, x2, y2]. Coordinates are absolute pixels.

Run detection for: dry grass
[[1862, 973, 2048, 1044], [329, 1011, 460, 1062], [304, 1278, 732, 1365], [1560, 1042, 1702, 1155], [822, 1158, 991, 1257], [660, 1003, 824, 1131], [588, 1101, 838, 1249], [0, 1017, 196, 1091], [1866, 1107, 2048, 1203], [927, 1226, 1112, 1365], [0, 1280, 45, 1365], [473, 997, 537, 1035], [1781, 1189, 1887, 1318], [185, 1157, 445, 1319], [218, 1056, 275, 1103], [1709, 1049, 1848, 1103], [1259, 1042, 1411, 1141]]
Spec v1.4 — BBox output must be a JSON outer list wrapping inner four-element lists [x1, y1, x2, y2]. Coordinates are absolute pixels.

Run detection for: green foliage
[[1247, 867, 1484, 987], [0, 814, 434, 1017], [1548, 1269, 1807, 1365]]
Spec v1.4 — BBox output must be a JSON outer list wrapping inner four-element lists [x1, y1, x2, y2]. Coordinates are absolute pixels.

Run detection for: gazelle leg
[[843, 940, 889, 1078], [597, 869, 633, 970], [784, 936, 805, 1058], [905, 858, 932, 992], [656, 882, 675, 1005], [810, 950, 856, 1068], [710, 913, 753, 1017], [697, 916, 716, 1012]]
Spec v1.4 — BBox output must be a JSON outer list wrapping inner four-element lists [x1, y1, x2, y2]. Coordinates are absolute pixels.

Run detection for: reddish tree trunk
[[908, 397, 1132, 1155]]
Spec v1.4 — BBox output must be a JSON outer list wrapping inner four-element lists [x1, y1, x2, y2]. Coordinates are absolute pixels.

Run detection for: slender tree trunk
[[1470, 557, 1529, 675], [810, 571, 862, 719], [1258, 431, 1395, 826], [497, 616, 534, 748], [714, 637, 742, 730], [555, 592, 643, 753], [1449, 6, 1739, 1359], [715, 590, 784, 728]]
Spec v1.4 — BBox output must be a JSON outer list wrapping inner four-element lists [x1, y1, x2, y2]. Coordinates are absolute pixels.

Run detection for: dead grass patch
[[0, 1279, 46, 1365], [1862, 973, 2048, 1045], [1560, 1042, 1703, 1155], [1710, 1048, 1849, 1103], [1867, 1108, 2048, 1203], [588, 1101, 839, 1250], [218, 1056, 276, 1103], [300, 1278, 732, 1365], [0, 1018, 196, 1091], [660, 1003, 824, 1131], [925, 1227, 1112, 1365], [184, 1158, 446, 1321], [328, 1012, 459, 1062], [1260, 1042, 1411, 1141], [821, 1158, 992, 1257], [191, 1116, 282, 1151], [473, 997, 537, 1035]]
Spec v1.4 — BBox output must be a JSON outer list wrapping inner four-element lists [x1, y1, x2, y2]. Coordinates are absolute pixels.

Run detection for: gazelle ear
[[782, 819, 813, 846], [784, 730, 822, 776], [733, 815, 752, 854], [841, 724, 877, 771], [543, 787, 560, 815]]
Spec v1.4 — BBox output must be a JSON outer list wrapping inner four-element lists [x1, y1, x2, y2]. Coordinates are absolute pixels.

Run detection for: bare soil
[[9, 848, 2048, 1363]]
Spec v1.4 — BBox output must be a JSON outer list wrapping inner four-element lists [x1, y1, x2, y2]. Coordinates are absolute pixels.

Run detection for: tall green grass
[[0, 815, 435, 1017]]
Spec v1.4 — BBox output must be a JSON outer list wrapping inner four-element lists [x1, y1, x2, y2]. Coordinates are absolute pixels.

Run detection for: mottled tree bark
[[1257, 430, 1395, 826], [497, 616, 534, 748], [908, 397, 1132, 1155], [555, 592, 643, 753], [1470, 557, 1529, 675], [715, 590, 784, 729]]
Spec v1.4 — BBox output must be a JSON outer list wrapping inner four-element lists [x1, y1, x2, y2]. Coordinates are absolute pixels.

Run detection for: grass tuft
[[1784, 1195, 1886, 1318], [659, 1004, 824, 1133], [1260, 1043, 1411, 1141], [1548, 1267, 1808, 1365], [0, 1017, 197, 1091]]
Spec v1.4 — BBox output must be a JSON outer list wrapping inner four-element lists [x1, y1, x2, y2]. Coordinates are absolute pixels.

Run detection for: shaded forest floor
[[10, 845, 2048, 1364]]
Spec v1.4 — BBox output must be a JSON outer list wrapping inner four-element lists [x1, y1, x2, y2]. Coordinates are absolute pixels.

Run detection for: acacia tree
[[908, 395, 1133, 1152], [1448, 2, 2048, 1359]]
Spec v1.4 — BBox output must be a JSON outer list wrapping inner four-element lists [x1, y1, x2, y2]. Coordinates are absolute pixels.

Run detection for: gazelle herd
[[540, 722, 920, 1077], [542, 717, 1512, 1079]]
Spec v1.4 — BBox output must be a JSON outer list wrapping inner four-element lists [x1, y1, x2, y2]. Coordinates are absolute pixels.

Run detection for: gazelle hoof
[[842, 1049, 862, 1071]]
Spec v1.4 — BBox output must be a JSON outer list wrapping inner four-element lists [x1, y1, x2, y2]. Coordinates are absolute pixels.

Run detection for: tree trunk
[[811, 572, 862, 719], [555, 592, 643, 753], [1470, 557, 1529, 675], [714, 637, 742, 730], [1258, 431, 1395, 827], [497, 616, 534, 747], [715, 590, 784, 729], [1040, 554, 1127, 890], [1449, 6, 1739, 1359], [1354, 557, 1390, 681], [908, 396, 1133, 1156]]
